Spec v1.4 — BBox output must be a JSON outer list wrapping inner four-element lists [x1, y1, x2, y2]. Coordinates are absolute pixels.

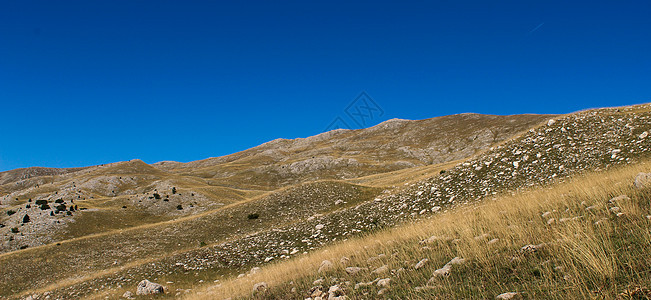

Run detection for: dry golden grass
[[188, 160, 650, 299]]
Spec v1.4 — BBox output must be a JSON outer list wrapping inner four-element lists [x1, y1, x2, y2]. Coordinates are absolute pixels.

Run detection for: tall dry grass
[[187, 160, 650, 299]]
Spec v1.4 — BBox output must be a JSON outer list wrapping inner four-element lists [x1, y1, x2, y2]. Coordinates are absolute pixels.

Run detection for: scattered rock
[[319, 260, 334, 273], [609, 195, 630, 204], [136, 280, 164, 295], [377, 278, 391, 287], [371, 265, 389, 275], [496, 292, 521, 299], [252, 282, 268, 294], [414, 258, 429, 270], [432, 257, 465, 277], [419, 235, 439, 245], [345, 267, 366, 275], [122, 291, 134, 299], [328, 284, 345, 298], [634, 173, 650, 189], [520, 244, 544, 254]]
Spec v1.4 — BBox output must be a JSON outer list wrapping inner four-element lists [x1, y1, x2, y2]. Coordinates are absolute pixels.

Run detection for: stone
[[327, 285, 346, 299], [345, 267, 366, 275], [377, 278, 391, 287], [371, 265, 389, 275], [432, 257, 465, 277], [520, 244, 542, 254], [634, 173, 650, 189], [253, 282, 268, 294], [318, 260, 334, 273], [122, 291, 134, 299], [414, 258, 429, 270], [136, 280, 164, 295], [496, 292, 521, 299]]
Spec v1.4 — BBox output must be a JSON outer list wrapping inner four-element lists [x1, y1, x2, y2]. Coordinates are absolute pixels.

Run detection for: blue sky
[[1, 1, 650, 171]]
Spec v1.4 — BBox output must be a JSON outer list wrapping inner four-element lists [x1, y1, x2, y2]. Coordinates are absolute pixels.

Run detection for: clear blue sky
[[1, 1, 650, 171]]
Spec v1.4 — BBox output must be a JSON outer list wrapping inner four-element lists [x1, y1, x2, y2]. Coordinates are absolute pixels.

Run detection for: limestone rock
[[136, 280, 164, 295], [634, 173, 650, 189], [318, 260, 334, 273]]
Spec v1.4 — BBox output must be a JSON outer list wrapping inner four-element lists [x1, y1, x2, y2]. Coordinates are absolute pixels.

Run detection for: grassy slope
[[192, 161, 651, 300], [0, 106, 647, 299], [0, 181, 382, 298]]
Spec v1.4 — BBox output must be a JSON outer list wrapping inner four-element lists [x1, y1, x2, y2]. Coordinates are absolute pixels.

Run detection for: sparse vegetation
[[191, 163, 651, 299], [0, 103, 647, 299]]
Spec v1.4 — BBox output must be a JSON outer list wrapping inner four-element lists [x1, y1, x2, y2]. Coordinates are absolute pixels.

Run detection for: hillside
[[0, 104, 648, 299]]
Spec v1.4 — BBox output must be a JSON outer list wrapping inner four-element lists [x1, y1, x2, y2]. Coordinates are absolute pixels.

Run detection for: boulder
[[136, 280, 164, 295]]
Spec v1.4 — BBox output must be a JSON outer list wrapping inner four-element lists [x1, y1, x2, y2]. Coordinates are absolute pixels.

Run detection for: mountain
[[0, 105, 649, 299]]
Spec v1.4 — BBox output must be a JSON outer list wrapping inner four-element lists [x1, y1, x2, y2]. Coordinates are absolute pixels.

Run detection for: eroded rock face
[[136, 280, 164, 295]]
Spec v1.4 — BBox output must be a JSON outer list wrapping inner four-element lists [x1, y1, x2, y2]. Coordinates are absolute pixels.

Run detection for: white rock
[[345, 267, 366, 275], [377, 278, 391, 287], [252, 282, 268, 294], [371, 265, 389, 275], [496, 292, 520, 299], [634, 173, 651, 189], [414, 258, 429, 270], [318, 260, 334, 274], [315, 224, 325, 230], [136, 280, 164, 295]]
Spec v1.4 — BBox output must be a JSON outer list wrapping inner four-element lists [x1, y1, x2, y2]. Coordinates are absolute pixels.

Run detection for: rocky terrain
[[0, 104, 649, 299]]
